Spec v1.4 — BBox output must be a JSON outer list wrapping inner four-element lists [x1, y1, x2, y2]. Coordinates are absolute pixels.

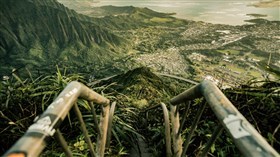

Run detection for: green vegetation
[[217, 49, 241, 55], [149, 17, 174, 23], [247, 14, 268, 18], [1, 67, 279, 156], [0, 0, 126, 75], [1, 0, 279, 156]]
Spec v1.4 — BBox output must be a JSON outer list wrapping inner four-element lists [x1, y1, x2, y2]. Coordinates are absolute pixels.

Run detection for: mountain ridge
[[0, 0, 124, 75]]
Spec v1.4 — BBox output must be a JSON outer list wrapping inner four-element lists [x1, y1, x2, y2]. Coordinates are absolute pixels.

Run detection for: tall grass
[[0, 66, 84, 154], [1, 67, 278, 156]]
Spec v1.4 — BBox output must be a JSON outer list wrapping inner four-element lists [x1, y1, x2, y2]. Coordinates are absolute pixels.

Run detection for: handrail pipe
[[170, 80, 279, 157], [4, 81, 110, 157]]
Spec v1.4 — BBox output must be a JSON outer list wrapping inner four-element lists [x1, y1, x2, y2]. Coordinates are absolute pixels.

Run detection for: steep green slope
[[0, 0, 124, 75], [0, 0, 190, 78]]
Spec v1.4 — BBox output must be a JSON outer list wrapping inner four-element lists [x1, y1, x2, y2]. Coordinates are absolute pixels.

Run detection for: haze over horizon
[[59, 0, 280, 25]]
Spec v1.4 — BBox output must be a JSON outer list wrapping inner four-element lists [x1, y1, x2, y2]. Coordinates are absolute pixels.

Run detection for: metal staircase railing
[[160, 80, 279, 157], [3, 81, 116, 157], [3, 80, 279, 157]]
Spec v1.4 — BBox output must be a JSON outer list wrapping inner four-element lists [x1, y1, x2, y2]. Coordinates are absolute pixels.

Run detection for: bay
[[91, 0, 280, 25]]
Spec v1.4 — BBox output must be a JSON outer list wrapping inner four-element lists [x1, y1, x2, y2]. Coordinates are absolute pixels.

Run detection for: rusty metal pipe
[[73, 103, 96, 157], [170, 84, 201, 105], [89, 101, 101, 135], [54, 129, 73, 157], [4, 81, 109, 157], [106, 101, 117, 148], [171, 80, 279, 157], [96, 105, 110, 157]]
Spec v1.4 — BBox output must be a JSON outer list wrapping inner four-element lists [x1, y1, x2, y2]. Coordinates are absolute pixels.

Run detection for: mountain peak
[[97, 67, 175, 104]]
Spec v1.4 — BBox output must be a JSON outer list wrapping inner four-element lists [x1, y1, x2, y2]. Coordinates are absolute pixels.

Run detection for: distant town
[[116, 20, 280, 88]]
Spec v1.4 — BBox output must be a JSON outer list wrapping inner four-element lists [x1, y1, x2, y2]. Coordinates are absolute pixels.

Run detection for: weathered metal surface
[[106, 101, 117, 148], [4, 81, 109, 157], [54, 129, 73, 157], [89, 101, 101, 136], [170, 84, 201, 105], [96, 105, 110, 157], [170, 80, 279, 157], [73, 103, 96, 157]]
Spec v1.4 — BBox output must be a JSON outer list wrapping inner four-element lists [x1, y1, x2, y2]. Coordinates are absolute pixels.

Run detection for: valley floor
[[114, 21, 280, 88]]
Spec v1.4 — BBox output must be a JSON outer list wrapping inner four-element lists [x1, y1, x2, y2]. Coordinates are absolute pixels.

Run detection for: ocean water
[[92, 0, 280, 25]]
